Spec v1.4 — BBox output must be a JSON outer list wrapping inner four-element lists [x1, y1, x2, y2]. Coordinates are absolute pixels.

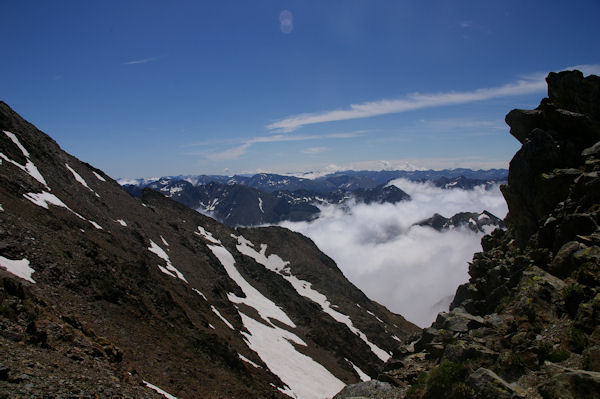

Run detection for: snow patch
[[169, 185, 183, 195], [211, 305, 235, 330], [239, 312, 345, 399], [235, 236, 391, 362], [238, 353, 261, 368], [258, 197, 264, 213], [65, 163, 92, 191], [160, 235, 169, 246], [147, 240, 187, 283], [88, 220, 103, 230], [23, 191, 86, 220], [0, 256, 36, 283], [192, 288, 207, 301], [143, 380, 178, 399], [0, 204, 3, 212], [206, 243, 295, 327], [195, 226, 221, 244], [366, 310, 385, 324], [116, 219, 127, 227], [92, 171, 106, 182], [346, 358, 371, 382], [2, 131, 48, 188]]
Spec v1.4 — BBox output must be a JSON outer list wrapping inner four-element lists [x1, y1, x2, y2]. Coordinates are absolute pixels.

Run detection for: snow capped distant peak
[[116, 177, 159, 186]]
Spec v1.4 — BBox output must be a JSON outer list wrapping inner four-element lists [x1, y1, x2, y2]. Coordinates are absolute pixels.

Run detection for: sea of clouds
[[280, 179, 508, 328]]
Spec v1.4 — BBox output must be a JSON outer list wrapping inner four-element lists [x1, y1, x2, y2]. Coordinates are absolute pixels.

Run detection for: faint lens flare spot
[[279, 10, 293, 34]]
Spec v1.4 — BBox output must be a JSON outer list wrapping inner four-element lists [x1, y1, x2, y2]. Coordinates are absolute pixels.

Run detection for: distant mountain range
[[122, 171, 507, 227], [120, 169, 508, 193]]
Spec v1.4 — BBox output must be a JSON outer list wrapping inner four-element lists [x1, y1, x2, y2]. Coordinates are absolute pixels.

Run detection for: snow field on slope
[[2, 131, 48, 188], [205, 243, 295, 327], [239, 312, 345, 399], [143, 381, 178, 399], [235, 235, 391, 362], [345, 358, 370, 382], [22, 191, 102, 230], [92, 171, 106, 182], [238, 353, 261, 368], [0, 256, 36, 283], [200, 227, 345, 399], [147, 240, 188, 283], [1, 131, 104, 230], [211, 305, 235, 330], [195, 226, 221, 244], [65, 163, 100, 197]]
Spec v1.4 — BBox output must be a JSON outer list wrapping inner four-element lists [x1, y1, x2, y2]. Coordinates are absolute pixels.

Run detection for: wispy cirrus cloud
[[204, 131, 365, 161], [267, 78, 546, 132], [302, 147, 327, 155], [266, 65, 600, 133], [122, 56, 159, 65]]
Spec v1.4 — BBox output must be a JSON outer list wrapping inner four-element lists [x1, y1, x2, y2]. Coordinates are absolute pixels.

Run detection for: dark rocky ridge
[[335, 70, 600, 399], [124, 178, 411, 227], [416, 210, 505, 233], [0, 101, 418, 398]]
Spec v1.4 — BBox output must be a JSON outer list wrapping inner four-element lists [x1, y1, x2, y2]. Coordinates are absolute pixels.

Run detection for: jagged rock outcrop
[[335, 70, 600, 399]]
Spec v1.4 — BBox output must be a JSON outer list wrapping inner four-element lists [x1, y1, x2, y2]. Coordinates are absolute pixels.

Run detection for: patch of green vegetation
[[405, 371, 427, 399], [568, 327, 588, 353], [508, 352, 525, 368], [548, 348, 571, 363], [423, 361, 474, 399]]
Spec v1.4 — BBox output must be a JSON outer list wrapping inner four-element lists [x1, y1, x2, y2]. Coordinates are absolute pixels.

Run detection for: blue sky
[[2, 1, 599, 179]]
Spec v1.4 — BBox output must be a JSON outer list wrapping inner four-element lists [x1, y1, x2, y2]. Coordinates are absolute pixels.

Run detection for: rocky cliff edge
[[335, 70, 600, 399]]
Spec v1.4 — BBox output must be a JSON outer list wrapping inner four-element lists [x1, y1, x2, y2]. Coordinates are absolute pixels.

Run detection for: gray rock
[[333, 380, 403, 399], [467, 368, 519, 399], [582, 141, 600, 157], [539, 369, 600, 399], [550, 241, 586, 278]]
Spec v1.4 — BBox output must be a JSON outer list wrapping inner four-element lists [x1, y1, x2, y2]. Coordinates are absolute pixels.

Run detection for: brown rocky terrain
[[0, 100, 418, 398], [334, 70, 600, 398]]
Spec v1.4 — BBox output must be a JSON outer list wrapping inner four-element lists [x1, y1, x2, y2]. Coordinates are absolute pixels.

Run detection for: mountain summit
[[0, 101, 418, 398]]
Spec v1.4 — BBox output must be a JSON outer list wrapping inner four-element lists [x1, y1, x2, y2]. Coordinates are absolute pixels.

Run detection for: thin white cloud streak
[[302, 147, 327, 155], [123, 57, 158, 65], [267, 79, 547, 132], [204, 131, 365, 161], [280, 180, 508, 327], [207, 143, 251, 161], [267, 65, 600, 132]]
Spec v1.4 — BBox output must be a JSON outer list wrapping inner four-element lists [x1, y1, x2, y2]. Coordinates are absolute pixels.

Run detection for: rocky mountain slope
[[335, 70, 600, 399], [0, 101, 419, 398]]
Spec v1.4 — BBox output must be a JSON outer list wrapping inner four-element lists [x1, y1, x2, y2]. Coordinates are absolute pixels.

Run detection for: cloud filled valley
[[281, 179, 508, 327]]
